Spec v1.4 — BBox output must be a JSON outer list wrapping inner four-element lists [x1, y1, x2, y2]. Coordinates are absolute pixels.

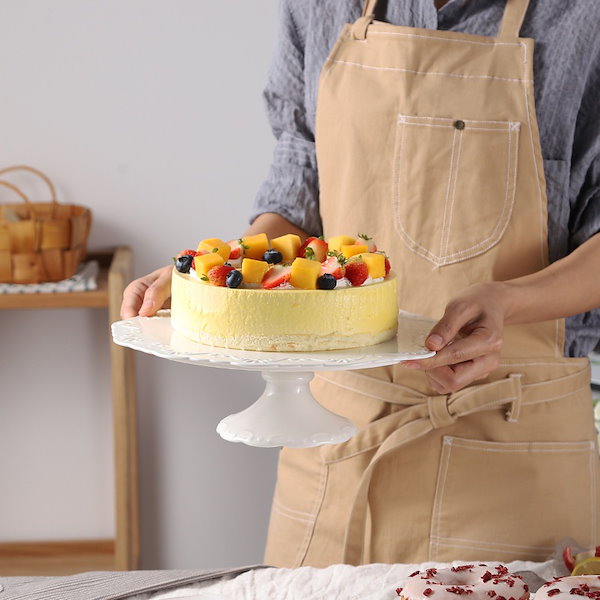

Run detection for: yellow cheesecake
[[170, 269, 398, 352]]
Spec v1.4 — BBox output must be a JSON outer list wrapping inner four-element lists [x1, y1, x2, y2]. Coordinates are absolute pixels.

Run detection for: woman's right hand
[[120, 264, 173, 319]]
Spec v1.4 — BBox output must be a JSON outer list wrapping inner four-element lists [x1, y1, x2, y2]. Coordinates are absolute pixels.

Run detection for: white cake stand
[[111, 310, 435, 448]]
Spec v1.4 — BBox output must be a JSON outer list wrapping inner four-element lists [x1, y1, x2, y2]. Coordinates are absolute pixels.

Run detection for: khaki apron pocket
[[393, 115, 520, 266], [429, 436, 598, 562]]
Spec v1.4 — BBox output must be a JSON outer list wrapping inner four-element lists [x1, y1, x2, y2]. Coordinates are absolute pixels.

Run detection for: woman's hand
[[120, 264, 173, 319], [402, 282, 510, 394]]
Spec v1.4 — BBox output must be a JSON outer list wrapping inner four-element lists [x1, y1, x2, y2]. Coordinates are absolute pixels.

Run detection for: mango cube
[[194, 252, 225, 276], [341, 244, 368, 258], [241, 258, 270, 284], [328, 235, 356, 253], [270, 233, 302, 263], [356, 252, 386, 279], [290, 257, 322, 290], [241, 233, 269, 260], [197, 238, 231, 261]]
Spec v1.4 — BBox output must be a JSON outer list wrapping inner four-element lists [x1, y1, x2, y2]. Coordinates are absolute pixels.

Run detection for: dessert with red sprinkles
[[535, 576, 600, 600], [398, 564, 529, 600]]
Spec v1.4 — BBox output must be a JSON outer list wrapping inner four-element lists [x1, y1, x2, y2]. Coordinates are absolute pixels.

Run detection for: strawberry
[[177, 249, 197, 258], [345, 259, 369, 286], [227, 240, 244, 260], [356, 233, 377, 252], [207, 264, 235, 286], [261, 265, 292, 289], [384, 257, 391, 275], [299, 237, 328, 262], [298, 236, 317, 255], [563, 546, 576, 572], [321, 256, 345, 280]]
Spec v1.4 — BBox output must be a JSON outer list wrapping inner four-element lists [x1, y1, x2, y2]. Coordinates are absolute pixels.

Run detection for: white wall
[[0, 0, 281, 569]]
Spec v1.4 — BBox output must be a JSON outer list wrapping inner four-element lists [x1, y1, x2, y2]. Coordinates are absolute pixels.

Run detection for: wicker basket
[[0, 165, 92, 284]]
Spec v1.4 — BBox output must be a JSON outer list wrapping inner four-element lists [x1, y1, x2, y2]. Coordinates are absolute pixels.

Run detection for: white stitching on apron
[[294, 460, 328, 567], [440, 128, 460, 258], [329, 59, 532, 83], [367, 31, 524, 49]]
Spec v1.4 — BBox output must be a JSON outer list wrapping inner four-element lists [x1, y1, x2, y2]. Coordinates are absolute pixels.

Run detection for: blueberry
[[226, 269, 243, 288], [263, 249, 283, 264], [175, 254, 193, 273], [317, 274, 336, 290]]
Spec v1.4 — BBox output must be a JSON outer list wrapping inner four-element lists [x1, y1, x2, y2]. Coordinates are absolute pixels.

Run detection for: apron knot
[[427, 395, 457, 429]]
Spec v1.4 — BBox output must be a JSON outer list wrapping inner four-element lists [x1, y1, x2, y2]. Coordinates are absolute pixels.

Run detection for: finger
[[138, 266, 173, 317], [426, 353, 500, 394], [120, 278, 150, 319], [407, 325, 502, 371], [425, 300, 482, 351], [119, 266, 172, 319]]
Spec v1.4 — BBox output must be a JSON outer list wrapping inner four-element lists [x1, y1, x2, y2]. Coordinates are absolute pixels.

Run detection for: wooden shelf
[[0, 247, 140, 575]]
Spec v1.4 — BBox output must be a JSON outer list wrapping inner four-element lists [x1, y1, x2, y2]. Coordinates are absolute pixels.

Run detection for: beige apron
[[264, 0, 600, 567]]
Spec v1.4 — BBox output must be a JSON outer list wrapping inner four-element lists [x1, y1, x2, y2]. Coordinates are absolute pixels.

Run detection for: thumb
[[425, 302, 478, 351]]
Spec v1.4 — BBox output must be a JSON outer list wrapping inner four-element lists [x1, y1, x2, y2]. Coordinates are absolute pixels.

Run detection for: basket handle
[[0, 165, 58, 218]]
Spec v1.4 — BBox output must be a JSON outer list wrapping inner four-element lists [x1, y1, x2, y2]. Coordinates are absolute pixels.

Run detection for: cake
[[170, 232, 398, 352]]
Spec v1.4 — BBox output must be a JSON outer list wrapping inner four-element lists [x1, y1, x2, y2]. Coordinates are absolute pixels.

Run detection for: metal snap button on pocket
[[454, 119, 466, 130]]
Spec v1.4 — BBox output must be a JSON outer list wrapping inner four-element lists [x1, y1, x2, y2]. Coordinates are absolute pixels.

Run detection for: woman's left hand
[[402, 282, 510, 394]]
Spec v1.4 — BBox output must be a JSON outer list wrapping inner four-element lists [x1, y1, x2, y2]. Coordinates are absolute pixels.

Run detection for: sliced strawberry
[[177, 249, 197, 258], [227, 239, 243, 260], [298, 236, 318, 256], [563, 546, 576, 572], [261, 265, 292, 289], [356, 233, 377, 252], [345, 259, 369, 286], [321, 256, 345, 280], [207, 264, 235, 286], [300, 237, 328, 262], [384, 257, 391, 276]]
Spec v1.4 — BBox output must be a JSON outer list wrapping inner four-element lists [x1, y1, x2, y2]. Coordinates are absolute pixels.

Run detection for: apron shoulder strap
[[360, 0, 530, 39], [498, 0, 531, 39], [361, 0, 378, 18]]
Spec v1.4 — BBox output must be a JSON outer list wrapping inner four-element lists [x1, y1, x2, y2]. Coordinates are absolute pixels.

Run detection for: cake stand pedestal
[[111, 310, 435, 448]]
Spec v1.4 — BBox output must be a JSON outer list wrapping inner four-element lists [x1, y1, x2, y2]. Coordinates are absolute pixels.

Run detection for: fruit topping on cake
[[269, 233, 302, 263], [345, 258, 369, 286], [197, 238, 231, 261], [241, 257, 270, 284], [317, 273, 337, 290], [240, 233, 269, 260], [299, 236, 329, 262], [262, 264, 292, 289], [263, 249, 283, 264], [321, 255, 345, 279], [356, 233, 377, 252], [206, 264, 235, 286], [173, 233, 392, 290]]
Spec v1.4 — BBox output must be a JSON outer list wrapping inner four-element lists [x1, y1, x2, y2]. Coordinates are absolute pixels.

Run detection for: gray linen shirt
[[250, 0, 600, 357]]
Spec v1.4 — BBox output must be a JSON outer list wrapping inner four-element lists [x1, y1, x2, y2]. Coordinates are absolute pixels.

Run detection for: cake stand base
[[216, 371, 356, 448]]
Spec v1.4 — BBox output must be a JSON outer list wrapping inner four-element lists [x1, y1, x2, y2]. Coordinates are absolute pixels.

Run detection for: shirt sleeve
[[564, 47, 600, 356], [248, 0, 323, 236], [568, 45, 600, 251]]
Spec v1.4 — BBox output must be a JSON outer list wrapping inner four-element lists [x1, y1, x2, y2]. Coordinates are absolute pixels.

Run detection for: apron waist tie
[[323, 365, 591, 565]]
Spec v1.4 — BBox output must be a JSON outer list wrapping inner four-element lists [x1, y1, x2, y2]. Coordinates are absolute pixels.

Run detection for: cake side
[[171, 270, 398, 351]]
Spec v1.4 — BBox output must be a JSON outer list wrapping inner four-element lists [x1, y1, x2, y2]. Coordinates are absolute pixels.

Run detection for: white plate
[[111, 310, 435, 372], [111, 310, 436, 447]]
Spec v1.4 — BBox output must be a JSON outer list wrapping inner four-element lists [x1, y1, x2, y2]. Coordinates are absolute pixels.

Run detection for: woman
[[123, 0, 600, 567]]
